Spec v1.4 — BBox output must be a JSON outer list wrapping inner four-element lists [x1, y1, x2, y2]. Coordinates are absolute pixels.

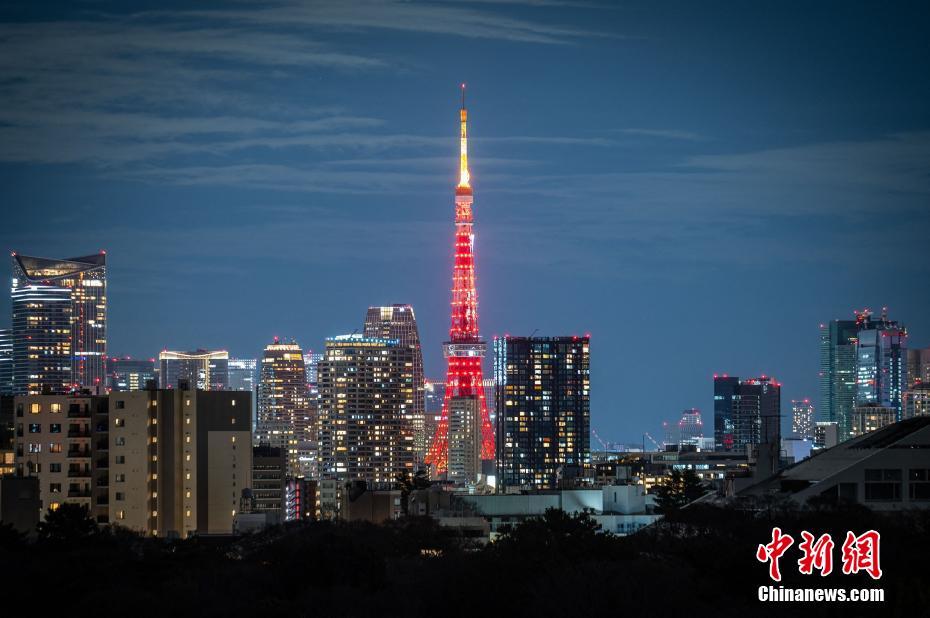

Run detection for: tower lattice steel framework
[[425, 85, 495, 473]]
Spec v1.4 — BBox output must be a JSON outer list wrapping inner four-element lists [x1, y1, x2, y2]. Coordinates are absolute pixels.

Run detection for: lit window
[[30, 403, 41, 414], [50, 403, 61, 413]]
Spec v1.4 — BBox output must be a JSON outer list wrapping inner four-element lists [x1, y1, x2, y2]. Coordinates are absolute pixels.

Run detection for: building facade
[[11, 253, 107, 395], [713, 375, 740, 450], [854, 310, 907, 423], [108, 388, 251, 537], [0, 329, 12, 395], [158, 349, 229, 391], [715, 375, 781, 453], [819, 319, 859, 441], [255, 340, 310, 478], [791, 398, 815, 441], [906, 347, 930, 388], [364, 305, 426, 466], [107, 356, 156, 392], [317, 334, 416, 517], [494, 336, 591, 492]]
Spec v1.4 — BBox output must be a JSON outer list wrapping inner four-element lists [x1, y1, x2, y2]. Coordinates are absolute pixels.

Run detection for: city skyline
[[2, 1, 930, 443]]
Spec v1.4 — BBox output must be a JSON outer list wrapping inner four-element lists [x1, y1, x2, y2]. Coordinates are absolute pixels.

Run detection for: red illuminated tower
[[425, 85, 495, 477]]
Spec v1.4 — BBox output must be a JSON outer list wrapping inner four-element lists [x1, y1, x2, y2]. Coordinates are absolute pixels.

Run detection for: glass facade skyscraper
[[819, 319, 859, 440], [158, 349, 228, 391], [715, 375, 781, 452], [854, 310, 907, 422], [256, 340, 310, 477], [107, 356, 156, 391], [494, 336, 590, 492], [11, 252, 107, 394], [0, 328, 12, 395]]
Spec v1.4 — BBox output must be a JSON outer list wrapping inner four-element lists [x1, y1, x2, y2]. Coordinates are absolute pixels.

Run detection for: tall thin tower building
[[364, 305, 426, 465], [425, 86, 495, 482], [256, 339, 311, 477]]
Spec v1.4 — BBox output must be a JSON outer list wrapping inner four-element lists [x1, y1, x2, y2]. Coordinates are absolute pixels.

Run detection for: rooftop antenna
[[530, 328, 539, 338]]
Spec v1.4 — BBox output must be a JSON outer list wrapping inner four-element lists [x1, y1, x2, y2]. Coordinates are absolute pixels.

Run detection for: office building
[[714, 375, 781, 455], [0, 329, 12, 395], [109, 387, 251, 537], [904, 383, 930, 419], [12, 394, 109, 522], [228, 358, 257, 393], [819, 319, 859, 441], [107, 356, 156, 392], [364, 304, 426, 465], [907, 347, 930, 388], [791, 399, 815, 441], [677, 408, 704, 447], [256, 340, 310, 477], [813, 421, 839, 450], [11, 252, 107, 394], [250, 445, 286, 522], [494, 336, 591, 491], [303, 351, 323, 386], [851, 404, 898, 437], [317, 334, 416, 516], [854, 309, 907, 423], [158, 349, 229, 391]]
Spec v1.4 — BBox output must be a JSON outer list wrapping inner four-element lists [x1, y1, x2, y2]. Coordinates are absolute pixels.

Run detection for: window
[[117, 510, 125, 520], [28, 443, 41, 453], [50, 403, 61, 413], [16, 403, 23, 417], [115, 400, 125, 409], [114, 437, 126, 446], [114, 418, 124, 427], [28, 424, 41, 433], [49, 443, 62, 453], [115, 455, 125, 464], [115, 473, 125, 483], [910, 469, 930, 501], [50, 463, 61, 473], [865, 469, 902, 501], [49, 483, 61, 493], [30, 403, 41, 414], [50, 423, 61, 433], [115, 492, 125, 501]]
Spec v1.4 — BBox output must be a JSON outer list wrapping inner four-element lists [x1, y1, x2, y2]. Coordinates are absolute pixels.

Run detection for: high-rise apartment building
[[364, 305, 426, 465], [854, 309, 907, 423], [850, 404, 898, 437], [302, 351, 323, 386], [791, 399, 815, 441], [13, 394, 109, 522], [819, 319, 859, 440], [494, 336, 590, 492], [0, 329, 12, 395], [256, 340, 310, 477], [714, 375, 781, 452], [317, 334, 416, 517], [228, 358, 257, 392], [158, 349, 229, 391], [108, 388, 251, 537], [107, 356, 156, 392], [906, 347, 930, 388], [11, 253, 107, 394]]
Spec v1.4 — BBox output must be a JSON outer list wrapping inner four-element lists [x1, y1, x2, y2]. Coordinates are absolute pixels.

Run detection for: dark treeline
[[1, 502, 927, 617]]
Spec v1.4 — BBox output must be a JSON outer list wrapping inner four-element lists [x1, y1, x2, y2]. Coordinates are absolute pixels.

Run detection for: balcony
[[95, 440, 109, 451], [96, 457, 109, 469], [67, 448, 91, 458], [67, 408, 91, 419], [67, 489, 92, 498], [68, 429, 92, 438], [68, 468, 91, 478]]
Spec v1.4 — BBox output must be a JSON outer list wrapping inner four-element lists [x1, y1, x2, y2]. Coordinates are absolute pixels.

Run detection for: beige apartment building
[[109, 387, 251, 537]]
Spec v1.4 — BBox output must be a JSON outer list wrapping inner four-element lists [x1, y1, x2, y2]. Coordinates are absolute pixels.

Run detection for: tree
[[36, 503, 98, 544], [396, 467, 431, 516], [654, 469, 707, 514]]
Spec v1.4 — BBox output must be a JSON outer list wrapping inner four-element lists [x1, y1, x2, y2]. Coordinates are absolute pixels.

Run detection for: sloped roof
[[13, 253, 105, 281]]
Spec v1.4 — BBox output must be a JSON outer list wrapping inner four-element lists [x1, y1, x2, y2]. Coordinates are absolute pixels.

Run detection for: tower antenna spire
[[458, 83, 470, 189]]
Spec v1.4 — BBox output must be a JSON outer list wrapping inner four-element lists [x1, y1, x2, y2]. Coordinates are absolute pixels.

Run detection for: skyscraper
[[714, 375, 781, 453], [906, 347, 930, 388], [364, 305, 426, 465], [158, 349, 229, 391], [819, 319, 858, 440], [317, 334, 416, 516], [106, 356, 156, 392], [256, 340, 310, 477], [494, 336, 590, 491], [0, 328, 12, 395], [677, 408, 704, 447], [302, 351, 323, 386], [228, 358, 257, 393], [791, 398, 815, 441], [713, 375, 739, 450], [425, 86, 495, 482], [854, 309, 907, 423], [11, 252, 107, 394]]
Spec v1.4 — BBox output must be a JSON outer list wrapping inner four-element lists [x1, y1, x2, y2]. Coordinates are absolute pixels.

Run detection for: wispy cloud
[[618, 128, 705, 141]]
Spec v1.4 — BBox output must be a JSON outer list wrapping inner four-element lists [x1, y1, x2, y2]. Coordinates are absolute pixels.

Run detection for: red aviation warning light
[[425, 86, 495, 474]]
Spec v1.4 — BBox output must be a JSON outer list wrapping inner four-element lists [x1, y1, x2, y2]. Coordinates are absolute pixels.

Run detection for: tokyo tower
[[425, 85, 495, 477]]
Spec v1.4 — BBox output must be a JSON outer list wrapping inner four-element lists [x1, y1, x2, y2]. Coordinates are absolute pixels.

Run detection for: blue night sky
[[2, 1, 928, 443]]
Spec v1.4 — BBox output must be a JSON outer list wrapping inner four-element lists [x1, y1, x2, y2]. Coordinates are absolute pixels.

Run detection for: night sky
[[2, 1, 928, 443]]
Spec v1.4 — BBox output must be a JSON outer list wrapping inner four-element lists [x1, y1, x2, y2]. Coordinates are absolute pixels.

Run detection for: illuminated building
[[12, 394, 109, 521], [851, 404, 898, 437], [813, 421, 839, 450], [158, 349, 229, 391], [494, 335, 590, 492], [425, 86, 495, 481], [854, 309, 907, 424], [819, 319, 859, 442], [303, 351, 323, 386], [106, 356, 156, 392], [364, 304, 426, 465], [791, 399, 815, 440], [715, 375, 781, 453], [677, 408, 704, 447], [0, 329, 11, 395], [250, 445, 286, 523], [424, 379, 444, 451], [108, 387, 251, 537], [317, 334, 416, 517], [11, 252, 107, 395], [228, 357, 258, 431], [256, 339, 310, 477], [906, 347, 930, 388], [904, 383, 930, 419], [713, 375, 739, 450]]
